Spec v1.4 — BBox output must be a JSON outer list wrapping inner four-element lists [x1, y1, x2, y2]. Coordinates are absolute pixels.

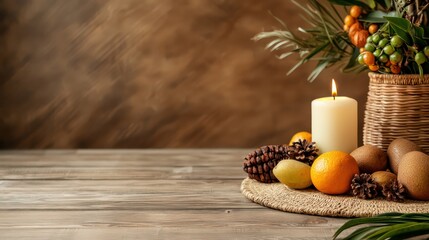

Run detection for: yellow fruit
[[273, 159, 312, 189], [289, 131, 312, 145], [311, 151, 359, 195], [371, 171, 397, 187], [398, 151, 429, 200]]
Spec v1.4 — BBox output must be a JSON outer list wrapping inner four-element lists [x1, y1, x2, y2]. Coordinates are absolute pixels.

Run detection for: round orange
[[289, 131, 312, 145], [310, 151, 359, 195], [368, 24, 378, 34], [350, 6, 362, 18], [363, 51, 375, 65], [344, 15, 356, 27]]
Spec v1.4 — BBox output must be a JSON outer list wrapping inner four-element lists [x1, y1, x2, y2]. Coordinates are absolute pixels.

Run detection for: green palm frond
[[333, 213, 429, 240], [253, 0, 354, 82]]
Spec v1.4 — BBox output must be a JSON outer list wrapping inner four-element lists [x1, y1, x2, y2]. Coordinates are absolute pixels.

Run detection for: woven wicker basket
[[363, 73, 429, 153]]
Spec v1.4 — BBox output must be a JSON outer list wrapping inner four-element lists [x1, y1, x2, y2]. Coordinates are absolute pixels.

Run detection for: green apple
[[273, 159, 312, 189]]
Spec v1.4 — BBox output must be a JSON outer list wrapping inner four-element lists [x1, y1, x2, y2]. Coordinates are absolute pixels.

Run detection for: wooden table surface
[[0, 149, 349, 239]]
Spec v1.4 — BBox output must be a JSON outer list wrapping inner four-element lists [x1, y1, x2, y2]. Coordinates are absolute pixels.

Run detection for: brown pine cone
[[351, 173, 378, 199], [382, 180, 406, 202], [243, 145, 288, 183], [287, 139, 319, 166]]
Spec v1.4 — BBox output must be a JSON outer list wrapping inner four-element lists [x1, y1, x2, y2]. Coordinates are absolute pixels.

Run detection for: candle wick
[[333, 95, 336, 100]]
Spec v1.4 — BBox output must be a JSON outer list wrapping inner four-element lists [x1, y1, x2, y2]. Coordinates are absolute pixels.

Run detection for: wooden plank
[[0, 166, 246, 180], [0, 227, 342, 240], [0, 209, 348, 239], [0, 209, 347, 228], [0, 150, 354, 240], [0, 180, 261, 210], [0, 149, 251, 167], [0, 179, 241, 193]]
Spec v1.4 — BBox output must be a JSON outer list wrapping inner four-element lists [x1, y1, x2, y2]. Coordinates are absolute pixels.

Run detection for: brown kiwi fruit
[[371, 171, 396, 188], [350, 145, 387, 173], [397, 151, 429, 201], [387, 138, 421, 174]]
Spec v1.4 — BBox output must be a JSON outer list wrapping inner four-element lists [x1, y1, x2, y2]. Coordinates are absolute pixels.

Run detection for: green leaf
[[418, 63, 424, 77], [384, 16, 413, 45], [383, 0, 391, 8], [308, 60, 329, 82], [423, 26, 429, 39], [333, 213, 429, 240], [377, 222, 429, 239], [333, 216, 414, 239], [374, 0, 389, 9], [365, 222, 415, 239], [328, 0, 370, 8], [367, 0, 376, 9], [277, 52, 293, 59], [414, 26, 425, 39], [342, 225, 386, 240], [410, 26, 426, 47], [360, 11, 398, 23], [287, 59, 305, 76], [303, 41, 330, 61], [343, 47, 360, 71]]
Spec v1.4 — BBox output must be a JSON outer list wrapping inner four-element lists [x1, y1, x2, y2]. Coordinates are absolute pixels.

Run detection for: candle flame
[[332, 79, 337, 100]]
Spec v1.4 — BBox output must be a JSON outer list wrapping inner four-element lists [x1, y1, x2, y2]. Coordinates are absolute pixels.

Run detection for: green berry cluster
[[358, 31, 429, 74], [358, 33, 404, 74]]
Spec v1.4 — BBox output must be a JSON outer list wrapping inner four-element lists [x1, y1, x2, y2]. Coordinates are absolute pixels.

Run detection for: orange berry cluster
[[343, 6, 407, 74], [343, 6, 369, 48]]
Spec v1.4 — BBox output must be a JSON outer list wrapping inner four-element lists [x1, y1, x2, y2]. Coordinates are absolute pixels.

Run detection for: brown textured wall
[[0, 0, 369, 148]]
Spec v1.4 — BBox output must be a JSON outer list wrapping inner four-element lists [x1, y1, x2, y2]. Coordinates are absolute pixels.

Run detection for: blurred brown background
[[0, 0, 369, 148]]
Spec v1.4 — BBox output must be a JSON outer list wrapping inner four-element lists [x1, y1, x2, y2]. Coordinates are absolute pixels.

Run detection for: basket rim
[[368, 72, 429, 85]]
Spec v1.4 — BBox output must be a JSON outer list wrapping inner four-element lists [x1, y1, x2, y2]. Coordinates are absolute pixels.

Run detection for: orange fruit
[[368, 24, 378, 34], [352, 29, 369, 48], [363, 51, 375, 65], [348, 22, 362, 39], [368, 64, 379, 71], [310, 151, 359, 195], [289, 131, 312, 145], [350, 6, 362, 18], [343, 24, 349, 32], [344, 15, 356, 27], [390, 64, 401, 74]]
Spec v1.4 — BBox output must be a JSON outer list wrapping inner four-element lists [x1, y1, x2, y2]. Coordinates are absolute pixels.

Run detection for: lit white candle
[[311, 79, 358, 154]]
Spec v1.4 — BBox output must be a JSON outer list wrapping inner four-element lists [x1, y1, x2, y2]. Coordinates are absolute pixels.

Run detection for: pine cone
[[382, 180, 406, 202], [287, 139, 319, 166], [351, 173, 378, 199], [243, 145, 288, 183]]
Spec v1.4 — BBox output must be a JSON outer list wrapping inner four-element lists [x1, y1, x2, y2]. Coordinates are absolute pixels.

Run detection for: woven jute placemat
[[241, 177, 429, 218]]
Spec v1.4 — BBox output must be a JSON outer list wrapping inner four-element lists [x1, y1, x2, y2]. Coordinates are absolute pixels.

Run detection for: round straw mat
[[241, 177, 429, 218]]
